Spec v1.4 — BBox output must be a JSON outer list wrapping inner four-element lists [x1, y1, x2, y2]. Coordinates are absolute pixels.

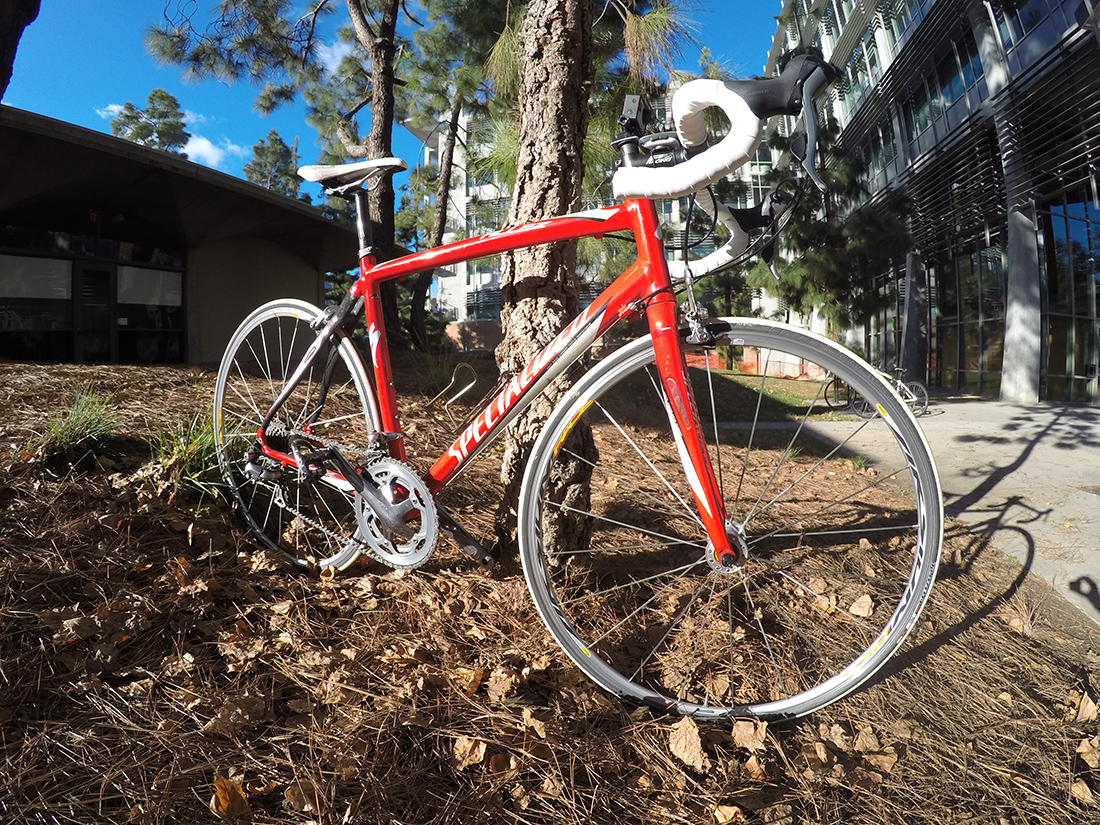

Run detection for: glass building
[[766, 0, 1100, 403]]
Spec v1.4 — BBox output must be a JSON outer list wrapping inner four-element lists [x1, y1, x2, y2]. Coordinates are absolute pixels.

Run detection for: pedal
[[438, 508, 495, 567]]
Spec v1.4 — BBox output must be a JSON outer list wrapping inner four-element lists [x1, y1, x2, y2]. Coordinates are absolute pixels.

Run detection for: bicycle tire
[[518, 318, 942, 721], [823, 376, 849, 410], [904, 380, 929, 416], [214, 299, 378, 571]]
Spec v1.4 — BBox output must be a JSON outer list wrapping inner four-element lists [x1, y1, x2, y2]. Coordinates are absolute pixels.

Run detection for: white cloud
[[183, 135, 249, 169], [317, 40, 355, 76], [183, 109, 211, 127], [95, 104, 123, 120]]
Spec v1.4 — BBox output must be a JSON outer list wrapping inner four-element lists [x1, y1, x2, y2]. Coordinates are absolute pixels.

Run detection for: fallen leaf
[[885, 719, 913, 741], [825, 723, 851, 751], [847, 766, 883, 790], [730, 719, 768, 752], [209, 775, 251, 823], [852, 727, 879, 753], [522, 706, 547, 739], [849, 594, 874, 618], [284, 779, 326, 814], [453, 736, 486, 771], [998, 691, 1014, 706], [488, 752, 517, 777], [863, 747, 898, 773], [743, 754, 768, 781], [714, 804, 747, 823], [1077, 737, 1100, 770], [454, 666, 484, 697], [1071, 778, 1095, 806], [1078, 692, 1098, 723], [858, 537, 872, 550], [486, 667, 520, 704], [669, 716, 710, 771]]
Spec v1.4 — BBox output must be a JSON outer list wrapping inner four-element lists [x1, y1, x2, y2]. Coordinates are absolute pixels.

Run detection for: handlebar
[[611, 55, 837, 200]]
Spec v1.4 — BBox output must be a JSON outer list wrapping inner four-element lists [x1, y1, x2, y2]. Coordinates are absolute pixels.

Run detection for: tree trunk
[[492, 0, 594, 554], [0, 0, 40, 100], [410, 94, 464, 351]]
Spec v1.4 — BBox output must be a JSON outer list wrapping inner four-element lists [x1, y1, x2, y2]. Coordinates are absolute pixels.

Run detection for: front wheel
[[518, 318, 943, 721]]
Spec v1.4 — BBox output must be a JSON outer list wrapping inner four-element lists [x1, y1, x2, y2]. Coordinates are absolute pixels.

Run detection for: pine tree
[[244, 129, 307, 201], [110, 89, 191, 154]]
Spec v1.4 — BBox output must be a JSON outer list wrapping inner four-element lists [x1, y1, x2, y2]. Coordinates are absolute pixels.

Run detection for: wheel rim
[[520, 320, 942, 720]]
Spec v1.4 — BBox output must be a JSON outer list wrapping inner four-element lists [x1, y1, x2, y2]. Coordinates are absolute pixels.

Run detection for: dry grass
[[0, 359, 1097, 824]]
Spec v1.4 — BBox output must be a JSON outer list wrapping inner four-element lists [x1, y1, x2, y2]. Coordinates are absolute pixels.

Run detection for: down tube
[[423, 270, 646, 494]]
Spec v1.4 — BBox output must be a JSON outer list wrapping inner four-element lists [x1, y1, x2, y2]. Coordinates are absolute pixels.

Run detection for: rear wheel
[[519, 318, 942, 721], [214, 299, 378, 571]]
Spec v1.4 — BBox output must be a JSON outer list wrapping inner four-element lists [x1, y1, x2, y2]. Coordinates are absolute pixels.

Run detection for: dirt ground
[[0, 357, 1098, 825]]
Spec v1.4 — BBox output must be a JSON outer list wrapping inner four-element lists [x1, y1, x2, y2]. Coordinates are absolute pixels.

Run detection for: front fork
[[646, 295, 739, 568]]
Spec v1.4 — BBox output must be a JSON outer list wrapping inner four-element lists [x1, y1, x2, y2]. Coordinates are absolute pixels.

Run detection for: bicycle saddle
[[298, 157, 408, 194]]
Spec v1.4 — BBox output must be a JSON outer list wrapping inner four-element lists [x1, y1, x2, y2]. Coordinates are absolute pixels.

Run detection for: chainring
[[353, 457, 439, 569]]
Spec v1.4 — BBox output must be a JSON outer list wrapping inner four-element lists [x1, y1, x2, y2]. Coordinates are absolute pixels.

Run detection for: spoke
[[680, 573, 722, 702], [743, 377, 829, 523], [558, 444, 697, 525], [745, 465, 914, 549], [739, 575, 789, 699], [773, 569, 876, 631], [737, 570, 835, 679], [753, 556, 909, 588], [551, 539, 699, 557], [703, 357, 725, 495], [544, 500, 705, 554], [591, 389, 702, 527], [760, 522, 919, 545], [630, 566, 716, 683], [733, 351, 773, 507], [560, 555, 706, 608]]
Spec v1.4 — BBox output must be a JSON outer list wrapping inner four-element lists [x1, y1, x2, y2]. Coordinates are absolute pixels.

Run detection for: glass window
[[936, 51, 965, 109], [958, 29, 985, 88]]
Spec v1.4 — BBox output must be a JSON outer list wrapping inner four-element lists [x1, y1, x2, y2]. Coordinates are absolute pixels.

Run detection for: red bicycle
[[214, 56, 942, 721]]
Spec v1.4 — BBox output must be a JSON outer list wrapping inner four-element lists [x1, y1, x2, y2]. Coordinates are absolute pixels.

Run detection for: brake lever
[[798, 66, 833, 191]]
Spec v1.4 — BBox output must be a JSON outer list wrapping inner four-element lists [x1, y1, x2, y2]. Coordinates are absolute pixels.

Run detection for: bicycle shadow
[[866, 404, 1100, 690]]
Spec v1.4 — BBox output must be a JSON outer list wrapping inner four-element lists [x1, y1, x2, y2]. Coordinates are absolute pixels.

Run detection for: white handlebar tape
[[612, 79, 765, 200]]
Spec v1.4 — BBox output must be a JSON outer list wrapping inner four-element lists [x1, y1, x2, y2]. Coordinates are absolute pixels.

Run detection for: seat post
[[352, 190, 374, 258]]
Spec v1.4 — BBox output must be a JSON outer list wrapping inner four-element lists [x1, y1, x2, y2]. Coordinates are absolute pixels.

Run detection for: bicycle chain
[[261, 423, 388, 567]]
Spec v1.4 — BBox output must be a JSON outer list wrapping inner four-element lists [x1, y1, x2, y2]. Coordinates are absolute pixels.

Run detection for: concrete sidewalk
[[810, 398, 1100, 624]]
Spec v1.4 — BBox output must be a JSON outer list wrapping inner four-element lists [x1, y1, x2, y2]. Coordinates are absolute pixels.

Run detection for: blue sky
[[5, 1, 782, 190]]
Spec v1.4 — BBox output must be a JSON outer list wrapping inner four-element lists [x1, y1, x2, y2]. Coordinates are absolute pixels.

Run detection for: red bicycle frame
[[271, 196, 735, 562]]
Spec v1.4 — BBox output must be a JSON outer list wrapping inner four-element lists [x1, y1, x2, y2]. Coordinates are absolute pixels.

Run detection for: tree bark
[[0, 0, 41, 101], [492, 0, 594, 553]]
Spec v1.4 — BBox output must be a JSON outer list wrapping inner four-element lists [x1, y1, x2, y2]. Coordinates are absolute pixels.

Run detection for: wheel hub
[[706, 519, 749, 573]]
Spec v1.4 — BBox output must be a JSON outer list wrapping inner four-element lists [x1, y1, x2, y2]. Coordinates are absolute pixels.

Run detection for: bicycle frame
[[259, 196, 736, 562]]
